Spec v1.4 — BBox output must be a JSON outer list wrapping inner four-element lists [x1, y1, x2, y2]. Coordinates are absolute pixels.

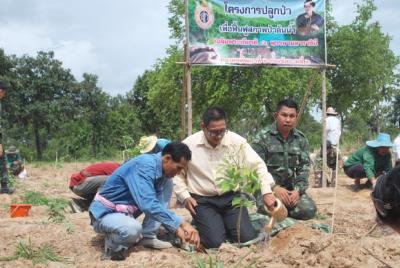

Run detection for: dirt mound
[[0, 162, 399, 267]]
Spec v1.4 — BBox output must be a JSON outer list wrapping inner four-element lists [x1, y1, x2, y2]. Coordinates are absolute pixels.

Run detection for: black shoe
[[0, 188, 15, 194], [70, 198, 89, 213], [364, 180, 373, 189], [101, 248, 126, 261]]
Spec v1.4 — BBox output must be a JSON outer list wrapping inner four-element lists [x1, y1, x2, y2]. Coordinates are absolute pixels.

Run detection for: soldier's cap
[[6, 145, 18, 154], [139, 135, 158, 154]]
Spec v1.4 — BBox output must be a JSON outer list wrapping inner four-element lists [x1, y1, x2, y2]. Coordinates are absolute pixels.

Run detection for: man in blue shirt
[[89, 142, 200, 261]]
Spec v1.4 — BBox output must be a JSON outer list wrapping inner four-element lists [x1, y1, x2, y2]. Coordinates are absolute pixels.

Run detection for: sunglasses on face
[[206, 128, 228, 137]]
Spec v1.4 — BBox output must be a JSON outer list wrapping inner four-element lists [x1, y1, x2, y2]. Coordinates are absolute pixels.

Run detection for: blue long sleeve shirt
[[89, 153, 182, 231]]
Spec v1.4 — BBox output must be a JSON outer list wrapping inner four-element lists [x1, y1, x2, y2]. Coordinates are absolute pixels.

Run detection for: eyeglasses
[[206, 128, 228, 138]]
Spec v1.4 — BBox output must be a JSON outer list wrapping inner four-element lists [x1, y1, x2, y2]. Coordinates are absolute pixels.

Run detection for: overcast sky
[[0, 0, 398, 95]]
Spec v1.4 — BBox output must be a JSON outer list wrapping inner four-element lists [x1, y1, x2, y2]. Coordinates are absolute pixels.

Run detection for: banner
[[188, 0, 326, 67]]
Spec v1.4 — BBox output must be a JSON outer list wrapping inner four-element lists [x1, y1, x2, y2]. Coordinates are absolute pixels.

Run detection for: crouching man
[[89, 142, 200, 261]]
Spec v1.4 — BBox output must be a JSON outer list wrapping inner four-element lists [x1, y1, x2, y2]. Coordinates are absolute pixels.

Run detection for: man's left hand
[[288, 190, 300, 207], [263, 193, 276, 211]]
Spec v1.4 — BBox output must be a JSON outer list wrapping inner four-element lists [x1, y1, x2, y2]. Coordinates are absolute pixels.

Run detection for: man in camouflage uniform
[[252, 99, 316, 220], [0, 81, 13, 194]]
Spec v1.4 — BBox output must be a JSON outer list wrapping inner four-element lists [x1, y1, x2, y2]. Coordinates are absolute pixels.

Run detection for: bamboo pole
[[321, 68, 327, 187], [185, 0, 192, 136]]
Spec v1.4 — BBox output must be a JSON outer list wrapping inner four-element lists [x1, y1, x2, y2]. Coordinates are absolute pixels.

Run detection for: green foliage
[[326, 0, 399, 132], [217, 145, 261, 246], [23, 191, 49, 206], [194, 256, 224, 268], [0, 238, 71, 264], [217, 145, 261, 206], [121, 135, 143, 161], [14, 238, 70, 264], [47, 198, 68, 223], [23, 191, 68, 222]]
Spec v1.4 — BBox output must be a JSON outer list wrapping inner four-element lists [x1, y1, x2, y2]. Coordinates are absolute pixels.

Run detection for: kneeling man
[[89, 142, 200, 260]]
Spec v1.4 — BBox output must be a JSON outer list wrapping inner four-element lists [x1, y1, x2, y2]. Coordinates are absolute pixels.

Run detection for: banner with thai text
[[188, 0, 326, 67]]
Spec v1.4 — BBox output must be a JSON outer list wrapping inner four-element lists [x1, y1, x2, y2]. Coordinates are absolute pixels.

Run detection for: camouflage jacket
[[252, 123, 310, 194]]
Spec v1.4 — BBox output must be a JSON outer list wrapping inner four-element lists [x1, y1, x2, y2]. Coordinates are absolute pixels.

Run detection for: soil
[[0, 162, 399, 267]]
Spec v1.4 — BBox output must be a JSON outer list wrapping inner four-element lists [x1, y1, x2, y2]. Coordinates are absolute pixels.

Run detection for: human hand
[[274, 187, 291, 207], [263, 193, 276, 212], [288, 190, 300, 207], [310, 24, 320, 31], [184, 197, 198, 215], [177, 221, 201, 249]]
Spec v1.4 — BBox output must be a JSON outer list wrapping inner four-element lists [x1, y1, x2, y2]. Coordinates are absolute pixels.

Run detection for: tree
[[78, 73, 110, 157], [6, 51, 76, 160], [327, 0, 399, 133]]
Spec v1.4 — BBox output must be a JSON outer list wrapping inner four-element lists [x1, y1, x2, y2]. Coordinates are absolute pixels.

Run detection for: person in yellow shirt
[[174, 107, 276, 249]]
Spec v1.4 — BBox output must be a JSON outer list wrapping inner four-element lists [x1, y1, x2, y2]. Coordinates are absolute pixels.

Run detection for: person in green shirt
[[344, 133, 393, 191]]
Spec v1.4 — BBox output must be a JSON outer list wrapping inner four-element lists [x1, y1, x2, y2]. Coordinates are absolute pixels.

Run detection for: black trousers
[[344, 164, 366, 179], [190, 192, 257, 249]]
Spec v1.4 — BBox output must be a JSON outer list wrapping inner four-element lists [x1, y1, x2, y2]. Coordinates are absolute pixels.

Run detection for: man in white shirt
[[174, 107, 276, 249], [394, 121, 400, 166], [326, 107, 341, 146]]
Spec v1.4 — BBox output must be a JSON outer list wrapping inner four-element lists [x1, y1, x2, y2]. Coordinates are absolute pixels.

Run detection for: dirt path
[[0, 163, 399, 267]]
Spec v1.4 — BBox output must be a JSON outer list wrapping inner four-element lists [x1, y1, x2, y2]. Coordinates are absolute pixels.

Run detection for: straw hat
[[139, 136, 158, 153], [366, 133, 394, 148], [326, 107, 338, 115]]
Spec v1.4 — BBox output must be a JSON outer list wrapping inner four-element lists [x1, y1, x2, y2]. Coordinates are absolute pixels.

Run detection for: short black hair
[[276, 99, 299, 113], [304, 0, 315, 7], [0, 81, 8, 91], [162, 142, 192, 162], [202, 107, 227, 126]]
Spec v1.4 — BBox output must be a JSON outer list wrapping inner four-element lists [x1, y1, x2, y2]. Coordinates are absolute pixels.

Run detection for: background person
[[5, 145, 24, 177], [343, 133, 393, 190], [0, 81, 13, 194]]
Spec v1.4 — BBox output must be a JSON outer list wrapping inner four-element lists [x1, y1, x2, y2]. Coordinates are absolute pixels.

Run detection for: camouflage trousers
[[255, 191, 317, 220], [0, 156, 9, 184]]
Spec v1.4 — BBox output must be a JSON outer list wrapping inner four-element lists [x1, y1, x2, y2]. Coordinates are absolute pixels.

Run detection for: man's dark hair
[[276, 99, 299, 113], [162, 142, 192, 162], [0, 81, 8, 91], [202, 107, 227, 126], [304, 0, 315, 7]]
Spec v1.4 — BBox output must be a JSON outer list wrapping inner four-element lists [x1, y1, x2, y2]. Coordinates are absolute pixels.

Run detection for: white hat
[[139, 135, 158, 153], [326, 107, 338, 115]]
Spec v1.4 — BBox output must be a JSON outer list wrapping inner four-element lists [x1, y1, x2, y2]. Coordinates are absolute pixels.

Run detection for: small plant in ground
[[217, 144, 261, 246], [47, 198, 69, 223], [7, 173, 18, 189], [194, 256, 224, 268], [23, 191, 69, 223], [315, 212, 329, 220], [63, 222, 75, 234], [23, 191, 49, 206], [0, 238, 71, 264]]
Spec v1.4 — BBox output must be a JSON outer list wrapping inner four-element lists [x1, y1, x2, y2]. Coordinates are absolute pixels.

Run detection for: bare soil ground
[[0, 162, 399, 267]]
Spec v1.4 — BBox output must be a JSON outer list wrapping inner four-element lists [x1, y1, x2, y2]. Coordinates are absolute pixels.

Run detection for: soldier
[[252, 99, 317, 220], [5, 145, 24, 176], [0, 81, 14, 194]]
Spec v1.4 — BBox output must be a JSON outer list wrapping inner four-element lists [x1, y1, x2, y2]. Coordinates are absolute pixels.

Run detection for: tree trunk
[[33, 119, 43, 160], [91, 128, 97, 157]]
